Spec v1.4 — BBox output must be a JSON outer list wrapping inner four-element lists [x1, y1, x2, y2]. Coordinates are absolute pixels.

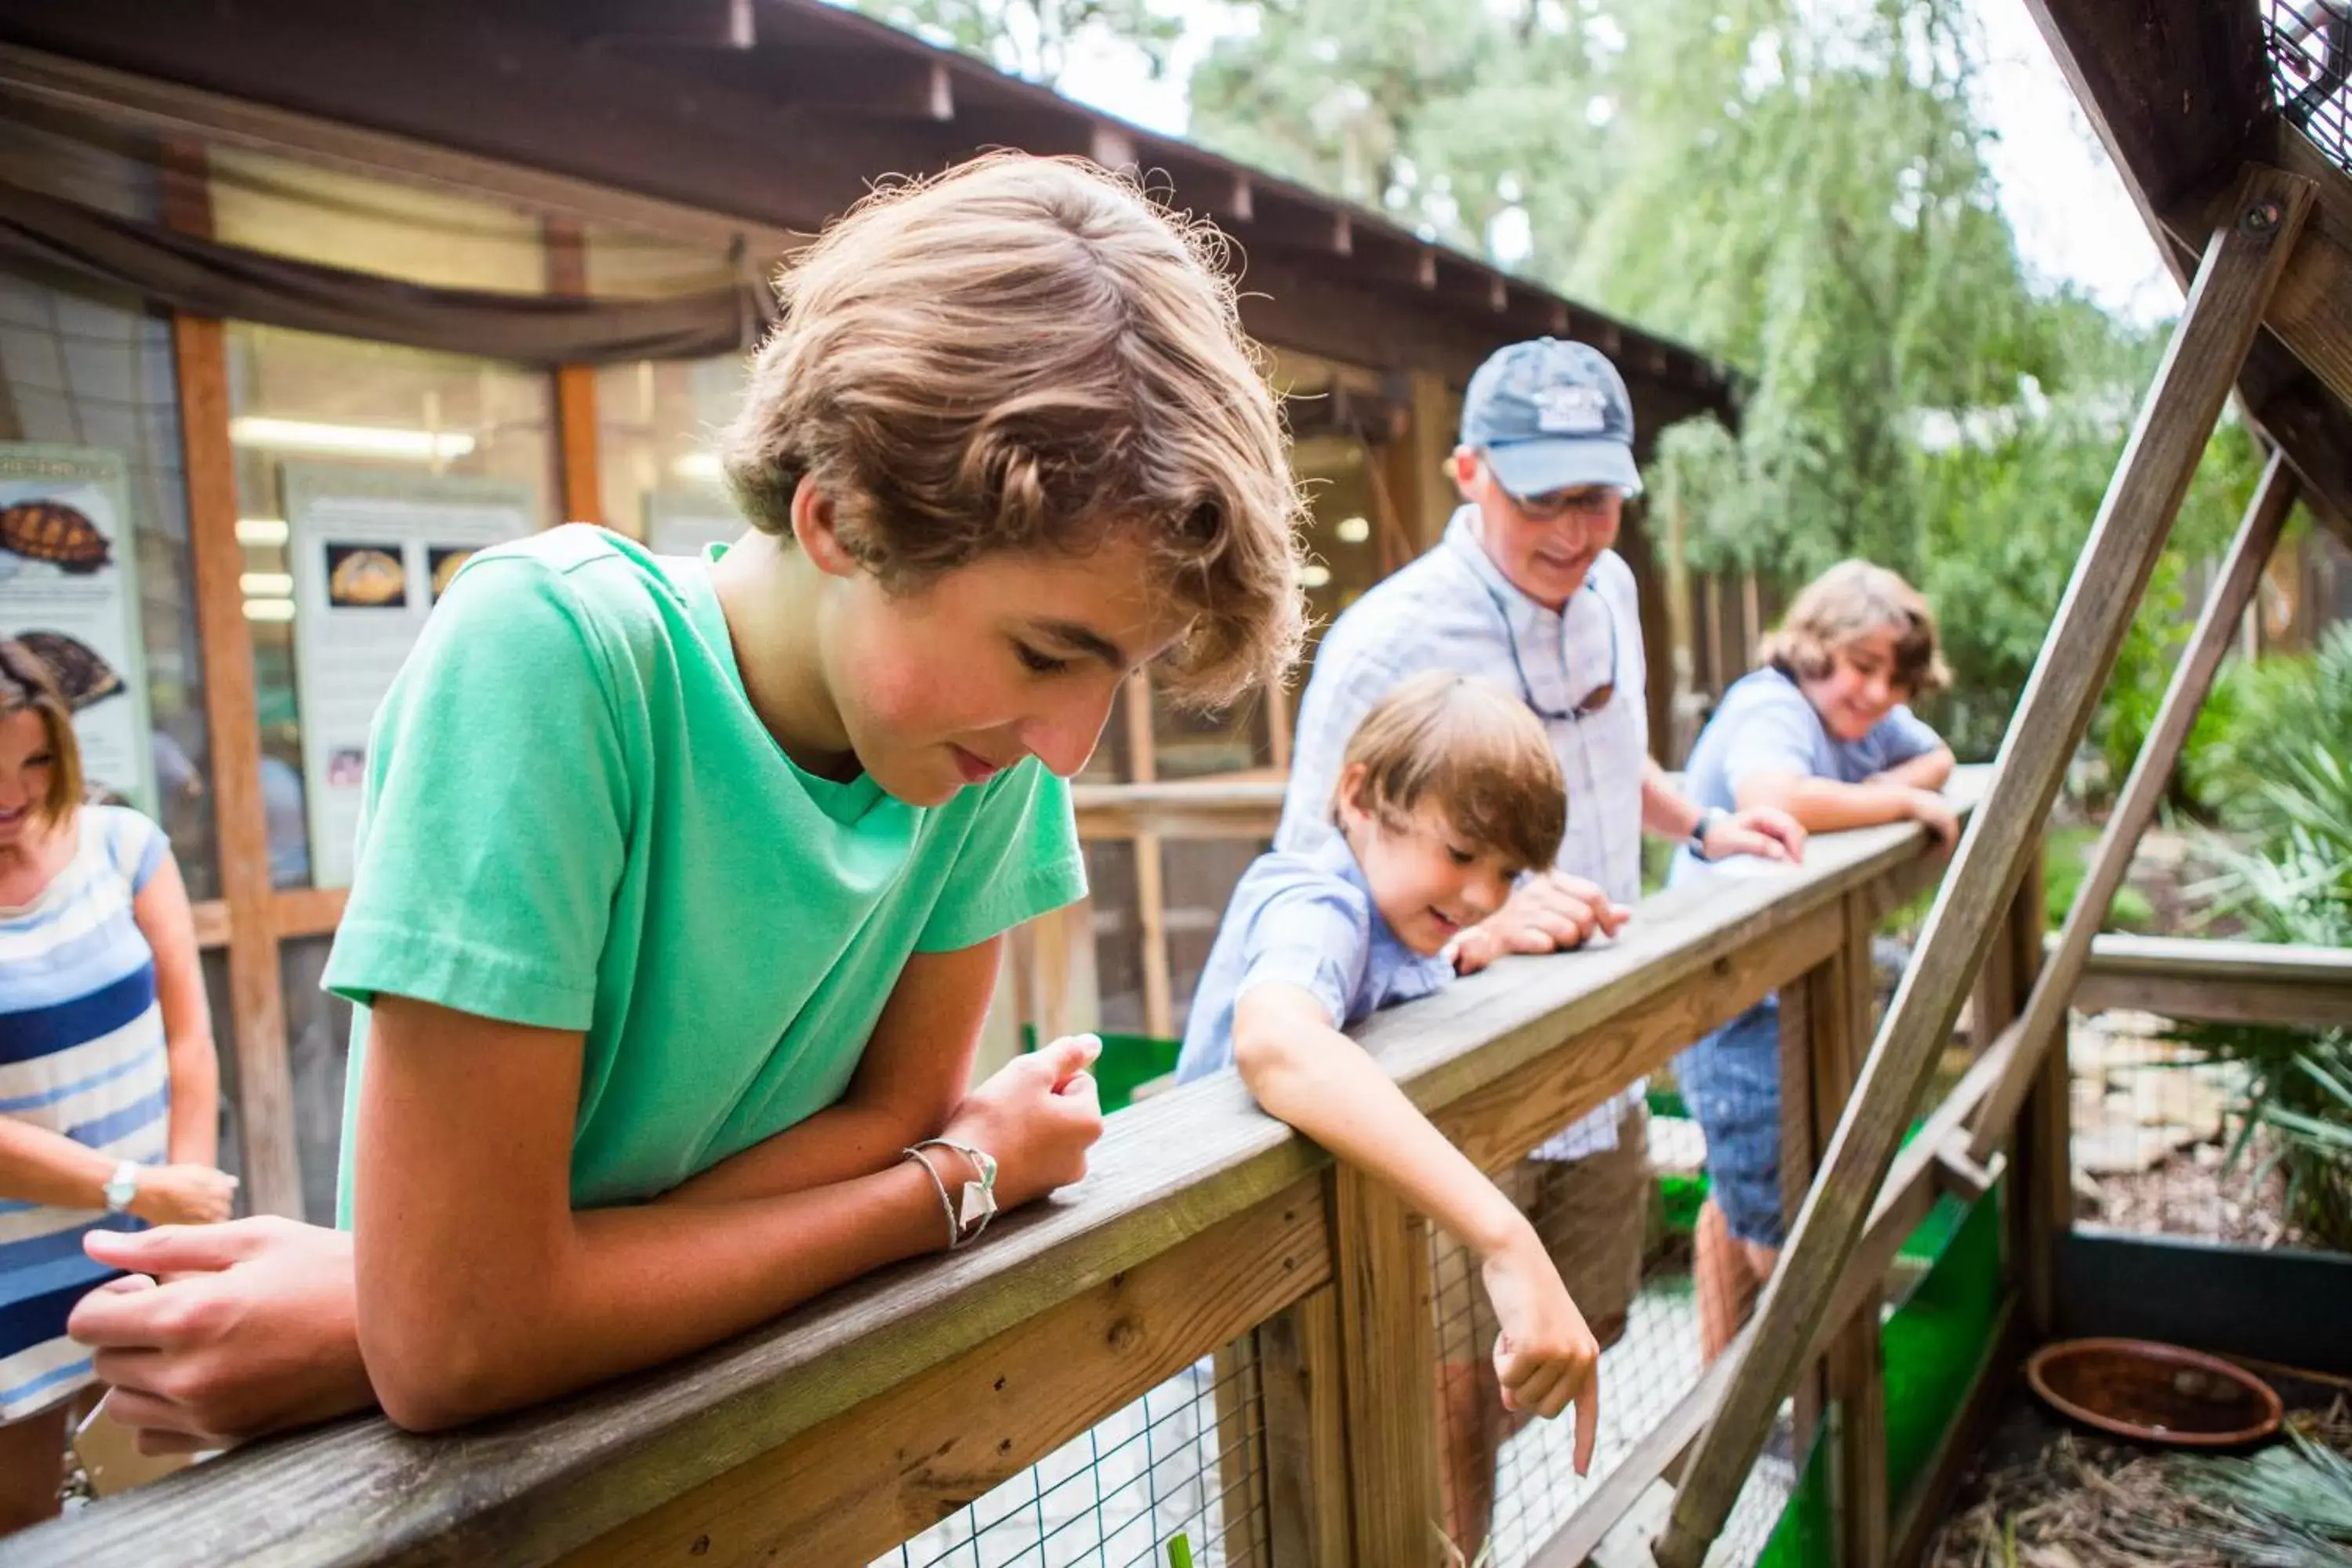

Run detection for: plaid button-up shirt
[[1276, 506, 1650, 1159]]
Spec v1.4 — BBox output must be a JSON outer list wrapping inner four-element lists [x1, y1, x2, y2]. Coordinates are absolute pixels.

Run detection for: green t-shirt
[[323, 525, 1085, 1217]]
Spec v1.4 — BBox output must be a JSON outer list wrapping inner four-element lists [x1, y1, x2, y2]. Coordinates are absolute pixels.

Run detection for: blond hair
[[0, 640, 84, 824], [1759, 560, 1949, 697], [1339, 672, 1566, 875], [722, 154, 1305, 706]]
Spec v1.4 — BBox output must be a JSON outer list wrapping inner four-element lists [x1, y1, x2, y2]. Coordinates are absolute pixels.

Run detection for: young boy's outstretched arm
[[1735, 767, 1958, 845], [1232, 983, 1600, 1472]]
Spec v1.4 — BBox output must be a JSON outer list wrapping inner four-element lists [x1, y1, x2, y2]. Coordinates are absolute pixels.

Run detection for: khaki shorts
[[1432, 1104, 1650, 1357]]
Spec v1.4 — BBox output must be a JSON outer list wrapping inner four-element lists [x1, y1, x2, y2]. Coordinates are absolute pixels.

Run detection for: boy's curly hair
[[722, 153, 1306, 707], [1760, 560, 1950, 697], [1339, 672, 1566, 877]]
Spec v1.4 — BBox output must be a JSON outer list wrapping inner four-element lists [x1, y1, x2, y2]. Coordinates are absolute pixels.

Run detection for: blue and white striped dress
[[0, 806, 172, 1422]]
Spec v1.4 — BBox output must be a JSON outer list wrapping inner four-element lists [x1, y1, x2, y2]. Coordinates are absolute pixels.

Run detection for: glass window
[[0, 112, 220, 898], [595, 354, 750, 546], [220, 328, 554, 887]]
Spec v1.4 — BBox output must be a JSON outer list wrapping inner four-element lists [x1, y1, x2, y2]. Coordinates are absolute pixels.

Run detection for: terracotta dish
[[2026, 1338, 2282, 1447]]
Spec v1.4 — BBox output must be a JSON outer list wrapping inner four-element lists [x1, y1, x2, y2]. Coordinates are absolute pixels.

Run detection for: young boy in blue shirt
[[1670, 561, 1956, 1362], [1176, 670, 1602, 1500]]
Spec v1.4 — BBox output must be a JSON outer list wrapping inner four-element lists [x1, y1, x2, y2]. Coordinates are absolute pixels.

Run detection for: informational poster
[[285, 463, 534, 887], [0, 444, 155, 813], [644, 487, 746, 558]]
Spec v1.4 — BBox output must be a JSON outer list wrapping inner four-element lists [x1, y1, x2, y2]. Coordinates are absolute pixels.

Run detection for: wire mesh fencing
[[874, 1341, 1270, 1568]]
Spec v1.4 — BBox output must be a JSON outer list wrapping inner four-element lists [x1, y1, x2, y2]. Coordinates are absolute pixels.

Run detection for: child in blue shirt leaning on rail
[[1175, 670, 1603, 1488], [1668, 560, 1956, 1364], [67, 154, 1308, 1446]]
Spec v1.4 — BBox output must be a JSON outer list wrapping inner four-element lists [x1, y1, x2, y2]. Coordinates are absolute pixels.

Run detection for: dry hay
[[1927, 1399, 2352, 1568]]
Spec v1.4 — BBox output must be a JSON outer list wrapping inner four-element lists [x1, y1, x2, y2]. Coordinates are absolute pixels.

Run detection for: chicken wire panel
[[874, 1346, 1270, 1568], [1428, 1132, 1722, 1568], [2067, 1007, 2326, 1250], [2267, 0, 2352, 176]]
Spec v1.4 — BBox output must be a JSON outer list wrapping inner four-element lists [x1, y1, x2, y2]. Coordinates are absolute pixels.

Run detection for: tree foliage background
[[857, 0, 2286, 763]]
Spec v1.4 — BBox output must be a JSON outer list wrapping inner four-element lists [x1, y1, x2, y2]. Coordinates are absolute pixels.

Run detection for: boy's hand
[[1446, 925, 1504, 975], [1905, 788, 1959, 850], [1702, 806, 1808, 865], [72, 1217, 372, 1453], [1483, 871, 1630, 954], [941, 1034, 1104, 1209], [1479, 1232, 1601, 1474]]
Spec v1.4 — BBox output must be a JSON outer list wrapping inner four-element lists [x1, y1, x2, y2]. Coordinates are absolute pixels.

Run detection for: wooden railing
[[22, 770, 2019, 1568]]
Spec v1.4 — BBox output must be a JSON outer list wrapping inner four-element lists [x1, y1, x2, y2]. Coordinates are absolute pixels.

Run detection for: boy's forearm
[[660, 1101, 932, 1205], [1873, 746, 1955, 790], [1737, 775, 1920, 834], [366, 1159, 951, 1430], [1239, 1014, 1530, 1259]]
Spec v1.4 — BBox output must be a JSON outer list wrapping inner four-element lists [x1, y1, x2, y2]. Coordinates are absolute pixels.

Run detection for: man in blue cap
[[1275, 336, 1803, 1556]]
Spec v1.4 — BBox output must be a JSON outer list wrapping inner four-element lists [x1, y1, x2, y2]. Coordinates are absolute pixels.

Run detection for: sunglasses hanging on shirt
[[1477, 576, 1619, 720]]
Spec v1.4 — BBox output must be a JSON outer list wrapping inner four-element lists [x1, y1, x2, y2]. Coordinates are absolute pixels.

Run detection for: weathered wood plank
[[1330, 1165, 1439, 1568], [1432, 902, 1840, 1167], [1257, 1287, 1351, 1568], [557, 1181, 1326, 1568], [2067, 933, 2352, 1029], [1655, 169, 2314, 1568], [1071, 779, 1288, 841], [1967, 452, 2296, 1164], [1816, 896, 1889, 1568]]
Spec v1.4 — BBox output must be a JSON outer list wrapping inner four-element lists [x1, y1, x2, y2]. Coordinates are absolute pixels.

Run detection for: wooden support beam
[[163, 138, 303, 1220], [1813, 896, 1888, 1568], [1329, 1166, 1439, 1567], [1966, 450, 2298, 1164], [1654, 164, 2314, 1568], [1257, 1287, 1352, 1568]]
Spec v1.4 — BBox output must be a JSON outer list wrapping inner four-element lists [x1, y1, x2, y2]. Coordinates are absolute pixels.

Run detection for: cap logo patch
[[1534, 383, 1610, 434]]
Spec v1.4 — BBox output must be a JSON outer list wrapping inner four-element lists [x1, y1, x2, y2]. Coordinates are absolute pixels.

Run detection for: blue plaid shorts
[[1674, 998, 1786, 1247]]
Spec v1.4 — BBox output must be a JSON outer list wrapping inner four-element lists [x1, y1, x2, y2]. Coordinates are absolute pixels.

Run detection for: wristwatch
[[102, 1160, 141, 1214], [1690, 807, 1732, 862]]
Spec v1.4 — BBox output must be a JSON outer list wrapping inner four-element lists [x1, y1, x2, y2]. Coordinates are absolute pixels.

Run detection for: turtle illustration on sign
[[0, 499, 113, 573], [16, 630, 125, 711]]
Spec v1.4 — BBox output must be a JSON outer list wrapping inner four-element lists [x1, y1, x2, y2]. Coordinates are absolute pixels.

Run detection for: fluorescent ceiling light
[[230, 417, 476, 460], [671, 451, 724, 483], [235, 517, 290, 546], [239, 572, 295, 597], [1335, 516, 1370, 544], [241, 597, 297, 622]]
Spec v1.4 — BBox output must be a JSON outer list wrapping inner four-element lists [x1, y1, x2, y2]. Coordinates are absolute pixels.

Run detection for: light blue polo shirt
[[1174, 836, 1455, 1083], [1668, 666, 1944, 890]]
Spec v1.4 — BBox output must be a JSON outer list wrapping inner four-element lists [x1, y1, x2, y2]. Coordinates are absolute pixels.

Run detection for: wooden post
[[1655, 165, 2314, 1568], [1125, 672, 1174, 1042], [1329, 1165, 1440, 1566], [2002, 852, 2067, 1337], [1812, 895, 1888, 1568], [543, 219, 604, 528], [1775, 973, 1823, 1457], [161, 140, 303, 1220], [1257, 1287, 1352, 1568], [1965, 450, 2299, 1162]]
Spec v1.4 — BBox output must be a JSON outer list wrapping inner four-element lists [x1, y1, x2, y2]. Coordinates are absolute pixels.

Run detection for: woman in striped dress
[[0, 641, 233, 1534]]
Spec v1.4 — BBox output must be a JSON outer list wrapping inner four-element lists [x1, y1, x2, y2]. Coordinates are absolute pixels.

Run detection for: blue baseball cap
[[1460, 338, 1642, 499]]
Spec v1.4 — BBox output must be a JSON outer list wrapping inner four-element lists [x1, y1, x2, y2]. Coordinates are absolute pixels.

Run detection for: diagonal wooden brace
[[1653, 163, 2315, 1568], [1962, 448, 2301, 1166]]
